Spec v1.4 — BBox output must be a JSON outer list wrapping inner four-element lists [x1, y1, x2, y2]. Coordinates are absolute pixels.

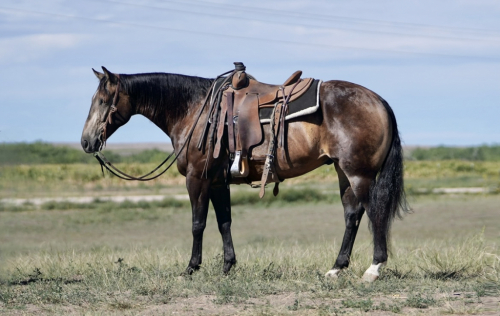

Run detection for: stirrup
[[230, 151, 249, 178]]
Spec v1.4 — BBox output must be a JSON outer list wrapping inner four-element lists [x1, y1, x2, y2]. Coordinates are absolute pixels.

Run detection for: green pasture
[[1, 159, 499, 199], [1, 193, 500, 314], [1, 143, 500, 314], [407, 145, 500, 161], [2, 142, 500, 165]]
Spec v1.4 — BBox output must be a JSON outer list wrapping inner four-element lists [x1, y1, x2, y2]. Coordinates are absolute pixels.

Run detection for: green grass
[[0, 236, 498, 315], [0, 142, 120, 165], [4, 142, 500, 165], [0, 187, 337, 213], [0, 142, 172, 165], [0, 195, 499, 315], [0, 163, 185, 198], [1, 158, 500, 314], [1, 160, 500, 199]]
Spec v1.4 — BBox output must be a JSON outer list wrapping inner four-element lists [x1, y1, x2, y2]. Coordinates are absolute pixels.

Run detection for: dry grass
[[1, 194, 499, 315], [1, 161, 499, 314]]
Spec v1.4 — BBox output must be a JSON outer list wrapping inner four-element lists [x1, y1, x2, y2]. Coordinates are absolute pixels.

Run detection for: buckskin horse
[[81, 65, 409, 282]]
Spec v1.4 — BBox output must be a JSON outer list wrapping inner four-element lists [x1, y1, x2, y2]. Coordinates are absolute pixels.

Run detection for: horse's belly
[[246, 120, 329, 181]]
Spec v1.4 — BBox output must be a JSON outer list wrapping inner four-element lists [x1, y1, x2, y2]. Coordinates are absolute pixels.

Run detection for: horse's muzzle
[[81, 136, 101, 153]]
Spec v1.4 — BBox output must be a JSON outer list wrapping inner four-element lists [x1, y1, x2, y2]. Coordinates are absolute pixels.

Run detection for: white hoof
[[362, 263, 385, 283], [325, 269, 341, 278]]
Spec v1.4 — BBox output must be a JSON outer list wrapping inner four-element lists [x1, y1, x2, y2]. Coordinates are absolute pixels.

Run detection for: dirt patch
[[3, 292, 498, 316]]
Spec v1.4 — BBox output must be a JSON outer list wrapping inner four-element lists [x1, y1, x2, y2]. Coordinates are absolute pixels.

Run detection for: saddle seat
[[231, 70, 313, 107]]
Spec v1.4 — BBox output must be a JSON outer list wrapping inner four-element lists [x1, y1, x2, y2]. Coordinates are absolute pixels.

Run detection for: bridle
[[98, 76, 120, 150], [93, 68, 236, 181]]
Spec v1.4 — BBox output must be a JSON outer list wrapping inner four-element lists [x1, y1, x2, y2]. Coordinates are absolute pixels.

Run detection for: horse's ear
[[101, 66, 118, 84], [93, 68, 104, 80]]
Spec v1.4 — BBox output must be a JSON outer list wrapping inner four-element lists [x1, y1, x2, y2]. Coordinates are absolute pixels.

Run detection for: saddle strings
[[201, 74, 235, 179]]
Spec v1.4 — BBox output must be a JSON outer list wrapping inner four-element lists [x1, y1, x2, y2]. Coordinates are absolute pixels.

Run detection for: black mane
[[119, 73, 213, 129]]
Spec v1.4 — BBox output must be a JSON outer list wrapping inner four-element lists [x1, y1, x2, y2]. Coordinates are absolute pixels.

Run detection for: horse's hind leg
[[325, 163, 365, 278], [363, 188, 390, 282], [210, 185, 236, 274], [342, 171, 389, 282]]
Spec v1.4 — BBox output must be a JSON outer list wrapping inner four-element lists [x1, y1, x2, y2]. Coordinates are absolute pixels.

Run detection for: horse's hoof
[[362, 272, 379, 283], [223, 260, 236, 275], [182, 265, 198, 276], [325, 269, 341, 279], [361, 262, 385, 282]]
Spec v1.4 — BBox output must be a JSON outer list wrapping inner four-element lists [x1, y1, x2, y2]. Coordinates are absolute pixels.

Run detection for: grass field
[[1, 160, 499, 198], [1, 162, 500, 315]]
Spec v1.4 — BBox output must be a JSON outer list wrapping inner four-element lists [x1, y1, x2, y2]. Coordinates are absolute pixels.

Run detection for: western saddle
[[198, 62, 314, 197]]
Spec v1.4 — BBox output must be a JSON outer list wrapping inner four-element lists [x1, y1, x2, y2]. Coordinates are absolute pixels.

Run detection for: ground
[[1, 190, 499, 315]]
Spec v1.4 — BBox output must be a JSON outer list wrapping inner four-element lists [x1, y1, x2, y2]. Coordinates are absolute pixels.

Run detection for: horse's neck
[[134, 100, 171, 136], [127, 73, 211, 138]]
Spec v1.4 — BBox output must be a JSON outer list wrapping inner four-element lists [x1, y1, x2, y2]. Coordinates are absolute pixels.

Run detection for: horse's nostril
[[82, 139, 89, 150]]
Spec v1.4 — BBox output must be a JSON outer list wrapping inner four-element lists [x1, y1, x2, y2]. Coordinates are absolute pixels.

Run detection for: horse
[[81, 66, 409, 282]]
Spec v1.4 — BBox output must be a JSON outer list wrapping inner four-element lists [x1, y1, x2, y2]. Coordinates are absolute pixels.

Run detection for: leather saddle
[[202, 62, 314, 195]]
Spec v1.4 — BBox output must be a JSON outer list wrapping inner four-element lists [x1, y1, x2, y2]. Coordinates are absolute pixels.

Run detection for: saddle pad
[[259, 79, 322, 123]]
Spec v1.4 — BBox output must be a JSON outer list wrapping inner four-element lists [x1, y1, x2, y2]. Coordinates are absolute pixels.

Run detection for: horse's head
[[81, 67, 133, 153]]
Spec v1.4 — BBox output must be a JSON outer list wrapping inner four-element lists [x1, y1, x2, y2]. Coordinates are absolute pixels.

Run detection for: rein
[[93, 68, 236, 181]]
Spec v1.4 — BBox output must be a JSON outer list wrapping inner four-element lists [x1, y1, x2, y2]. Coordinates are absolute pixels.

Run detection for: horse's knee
[[218, 220, 232, 233], [192, 221, 206, 237]]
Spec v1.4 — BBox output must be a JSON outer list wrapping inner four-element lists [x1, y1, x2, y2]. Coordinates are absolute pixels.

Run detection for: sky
[[0, 0, 499, 146]]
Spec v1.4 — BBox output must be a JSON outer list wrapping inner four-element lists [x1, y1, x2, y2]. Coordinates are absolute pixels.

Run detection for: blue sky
[[1, 0, 499, 146]]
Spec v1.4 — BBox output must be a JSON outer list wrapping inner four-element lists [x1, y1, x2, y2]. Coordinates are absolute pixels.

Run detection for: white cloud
[[0, 33, 85, 64]]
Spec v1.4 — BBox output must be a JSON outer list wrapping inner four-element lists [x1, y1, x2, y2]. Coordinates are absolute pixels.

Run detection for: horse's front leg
[[210, 185, 236, 274], [185, 175, 211, 275]]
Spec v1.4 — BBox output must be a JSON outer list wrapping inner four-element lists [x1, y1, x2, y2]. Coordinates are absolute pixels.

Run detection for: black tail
[[369, 99, 410, 232]]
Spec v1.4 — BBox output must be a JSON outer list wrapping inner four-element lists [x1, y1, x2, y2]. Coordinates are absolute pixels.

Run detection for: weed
[[405, 293, 437, 308], [315, 271, 337, 292], [262, 262, 283, 280], [384, 267, 414, 279], [342, 298, 373, 312], [109, 299, 135, 310], [287, 298, 300, 311], [214, 278, 238, 304], [376, 301, 402, 313]]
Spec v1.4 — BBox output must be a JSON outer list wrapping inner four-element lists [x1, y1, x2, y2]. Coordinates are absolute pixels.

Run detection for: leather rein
[[93, 69, 236, 181]]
